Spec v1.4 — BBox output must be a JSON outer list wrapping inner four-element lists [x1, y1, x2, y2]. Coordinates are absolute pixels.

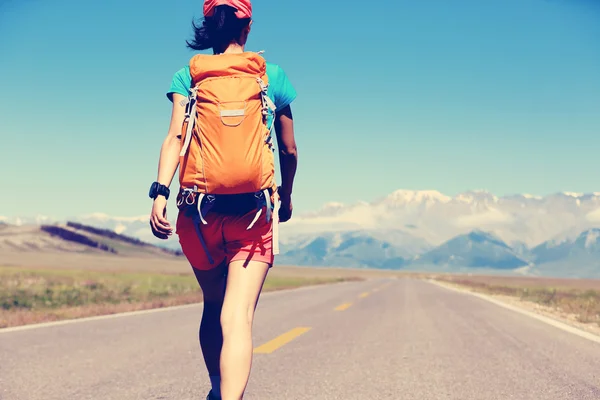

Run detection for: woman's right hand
[[150, 196, 172, 239]]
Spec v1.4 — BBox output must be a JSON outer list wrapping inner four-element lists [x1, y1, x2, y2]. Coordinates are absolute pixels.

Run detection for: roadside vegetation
[[0, 266, 358, 328], [433, 274, 600, 327]]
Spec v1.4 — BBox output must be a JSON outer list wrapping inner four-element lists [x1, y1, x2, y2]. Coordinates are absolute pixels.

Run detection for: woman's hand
[[150, 196, 172, 239], [278, 188, 293, 223], [149, 93, 186, 239], [274, 105, 297, 223]]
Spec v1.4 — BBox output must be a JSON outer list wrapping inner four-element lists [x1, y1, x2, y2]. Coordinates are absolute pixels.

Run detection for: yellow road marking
[[334, 302, 353, 311], [359, 292, 370, 298], [253, 327, 311, 354]]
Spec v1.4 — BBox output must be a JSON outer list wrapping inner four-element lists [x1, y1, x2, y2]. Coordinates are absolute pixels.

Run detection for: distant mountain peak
[[418, 229, 527, 269], [465, 229, 508, 247], [562, 192, 585, 198], [455, 190, 499, 204], [384, 189, 451, 205], [577, 228, 600, 249]]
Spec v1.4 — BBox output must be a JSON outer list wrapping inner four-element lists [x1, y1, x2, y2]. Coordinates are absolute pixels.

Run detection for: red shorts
[[176, 207, 274, 270]]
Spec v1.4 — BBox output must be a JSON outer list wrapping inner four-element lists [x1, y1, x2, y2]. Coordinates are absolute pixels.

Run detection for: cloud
[[586, 208, 600, 222], [453, 208, 513, 228]]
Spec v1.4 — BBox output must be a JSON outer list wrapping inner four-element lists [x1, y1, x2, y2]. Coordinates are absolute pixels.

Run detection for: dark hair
[[186, 5, 251, 53]]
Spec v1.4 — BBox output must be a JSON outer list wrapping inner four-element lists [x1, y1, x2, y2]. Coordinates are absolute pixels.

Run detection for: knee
[[203, 289, 225, 305], [220, 304, 255, 336], [202, 298, 223, 319]]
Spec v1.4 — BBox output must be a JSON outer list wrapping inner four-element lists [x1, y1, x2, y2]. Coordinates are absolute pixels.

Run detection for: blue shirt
[[167, 62, 297, 113]]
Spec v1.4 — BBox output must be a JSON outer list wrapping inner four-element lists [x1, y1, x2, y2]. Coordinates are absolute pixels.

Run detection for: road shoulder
[[427, 279, 600, 345]]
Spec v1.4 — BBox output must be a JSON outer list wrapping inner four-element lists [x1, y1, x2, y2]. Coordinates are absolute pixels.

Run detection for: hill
[[0, 222, 182, 258]]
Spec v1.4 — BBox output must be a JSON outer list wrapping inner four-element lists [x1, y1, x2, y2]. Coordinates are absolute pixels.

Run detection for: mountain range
[[3, 190, 600, 278]]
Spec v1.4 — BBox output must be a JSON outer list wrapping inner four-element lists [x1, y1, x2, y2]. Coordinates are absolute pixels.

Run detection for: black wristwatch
[[148, 182, 170, 200]]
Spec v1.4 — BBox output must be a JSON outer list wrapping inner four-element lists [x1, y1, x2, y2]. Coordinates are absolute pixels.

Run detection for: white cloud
[[81, 212, 148, 223], [453, 208, 513, 228], [386, 190, 451, 204], [586, 208, 600, 222], [114, 223, 127, 234]]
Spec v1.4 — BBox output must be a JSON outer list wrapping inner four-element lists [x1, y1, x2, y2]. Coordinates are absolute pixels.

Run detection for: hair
[[186, 5, 251, 53]]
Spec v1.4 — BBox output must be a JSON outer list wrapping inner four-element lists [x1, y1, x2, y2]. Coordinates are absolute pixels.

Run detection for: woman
[[148, 1, 298, 399]]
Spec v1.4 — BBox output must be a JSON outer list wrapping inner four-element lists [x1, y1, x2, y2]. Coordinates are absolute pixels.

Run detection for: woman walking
[[148, 1, 298, 399]]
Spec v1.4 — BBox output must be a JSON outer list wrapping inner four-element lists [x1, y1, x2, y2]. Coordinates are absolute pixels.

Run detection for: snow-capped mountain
[[277, 229, 432, 269], [416, 230, 530, 270], [532, 228, 600, 264], [282, 190, 600, 249], [4, 189, 600, 277]]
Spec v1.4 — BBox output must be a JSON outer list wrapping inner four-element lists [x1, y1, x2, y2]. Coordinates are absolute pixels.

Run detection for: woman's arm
[[150, 93, 186, 238], [157, 93, 186, 186], [274, 104, 298, 222]]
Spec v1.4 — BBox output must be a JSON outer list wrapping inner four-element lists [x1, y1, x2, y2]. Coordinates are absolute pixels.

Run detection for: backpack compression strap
[[180, 87, 198, 157]]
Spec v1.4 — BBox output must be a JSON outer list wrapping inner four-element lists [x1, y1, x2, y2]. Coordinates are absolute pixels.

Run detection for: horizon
[[3, 187, 600, 221], [2, 0, 600, 220]]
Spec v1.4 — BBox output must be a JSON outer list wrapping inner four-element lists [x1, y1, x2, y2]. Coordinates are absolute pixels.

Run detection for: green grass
[[1, 267, 198, 311], [0, 266, 356, 328]]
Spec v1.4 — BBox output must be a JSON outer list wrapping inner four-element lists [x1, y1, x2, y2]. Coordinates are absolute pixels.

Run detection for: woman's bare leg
[[193, 262, 227, 398], [219, 260, 270, 400]]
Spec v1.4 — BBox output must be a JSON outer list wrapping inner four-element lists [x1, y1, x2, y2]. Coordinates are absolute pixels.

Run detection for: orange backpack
[[177, 51, 280, 261]]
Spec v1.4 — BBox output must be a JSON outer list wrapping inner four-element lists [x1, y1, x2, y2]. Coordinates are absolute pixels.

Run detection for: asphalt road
[[2, 278, 600, 400]]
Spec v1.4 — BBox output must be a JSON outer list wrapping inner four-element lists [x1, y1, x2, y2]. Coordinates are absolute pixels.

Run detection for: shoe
[[207, 390, 221, 400]]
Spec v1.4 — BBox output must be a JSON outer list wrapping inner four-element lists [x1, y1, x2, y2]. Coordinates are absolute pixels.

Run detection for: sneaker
[[206, 390, 221, 400]]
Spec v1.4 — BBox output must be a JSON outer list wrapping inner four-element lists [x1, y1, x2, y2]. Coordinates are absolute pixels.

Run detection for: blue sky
[[1, 0, 599, 220]]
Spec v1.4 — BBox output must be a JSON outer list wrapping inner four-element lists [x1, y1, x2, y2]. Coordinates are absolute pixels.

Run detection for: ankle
[[209, 375, 221, 398]]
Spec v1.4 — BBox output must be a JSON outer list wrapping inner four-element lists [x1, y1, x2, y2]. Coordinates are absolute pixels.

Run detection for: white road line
[[427, 279, 600, 345], [0, 279, 358, 334], [0, 303, 203, 334]]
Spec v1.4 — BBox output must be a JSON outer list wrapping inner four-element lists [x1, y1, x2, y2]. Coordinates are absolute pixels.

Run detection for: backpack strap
[[196, 193, 217, 225], [256, 78, 277, 149], [191, 193, 217, 265], [246, 189, 271, 230], [188, 197, 215, 265], [244, 189, 280, 256], [257, 78, 276, 114], [272, 191, 280, 255], [180, 87, 198, 157]]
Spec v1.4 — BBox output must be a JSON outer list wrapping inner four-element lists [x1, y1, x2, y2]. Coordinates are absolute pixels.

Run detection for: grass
[[433, 274, 600, 327], [0, 266, 359, 329]]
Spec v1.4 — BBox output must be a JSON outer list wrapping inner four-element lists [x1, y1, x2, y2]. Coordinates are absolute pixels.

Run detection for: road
[[1, 278, 600, 399]]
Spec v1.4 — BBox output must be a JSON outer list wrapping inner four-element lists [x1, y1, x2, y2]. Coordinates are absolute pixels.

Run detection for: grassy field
[[432, 274, 600, 327], [0, 266, 362, 329]]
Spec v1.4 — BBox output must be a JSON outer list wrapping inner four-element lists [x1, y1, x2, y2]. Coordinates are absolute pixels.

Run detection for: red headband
[[203, 0, 252, 19]]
